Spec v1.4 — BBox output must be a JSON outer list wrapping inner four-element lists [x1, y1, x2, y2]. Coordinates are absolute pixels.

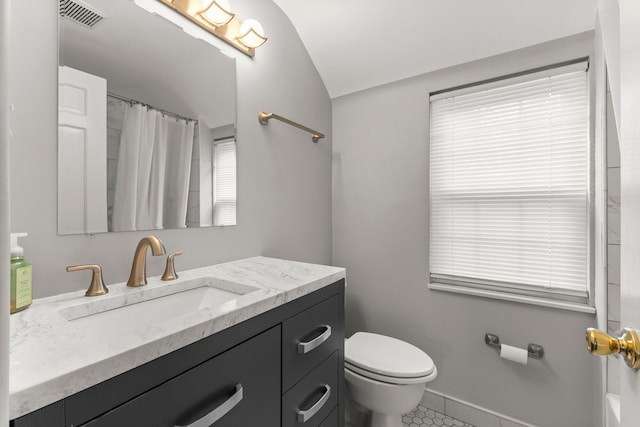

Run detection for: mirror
[[58, 0, 237, 235]]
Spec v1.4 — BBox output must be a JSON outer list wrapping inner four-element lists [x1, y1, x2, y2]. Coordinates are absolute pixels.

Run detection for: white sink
[[57, 277, 261, 341]]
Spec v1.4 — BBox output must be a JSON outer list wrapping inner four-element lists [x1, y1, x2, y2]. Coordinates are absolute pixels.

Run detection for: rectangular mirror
[[58, 0, 237, 235]]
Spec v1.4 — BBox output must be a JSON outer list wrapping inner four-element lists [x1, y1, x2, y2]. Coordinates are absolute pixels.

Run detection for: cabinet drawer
[[282, 295, 341, 391], [81, 326, 281, 427], [282, 352, 339, 427], [320, 407, 339, 427]]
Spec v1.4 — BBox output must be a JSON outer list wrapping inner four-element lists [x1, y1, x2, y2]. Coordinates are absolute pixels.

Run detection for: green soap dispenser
[[10, 232, 32, 314]]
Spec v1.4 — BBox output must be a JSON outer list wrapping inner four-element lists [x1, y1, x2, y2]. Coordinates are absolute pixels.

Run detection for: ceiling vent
[[59, 0, 108, 29]]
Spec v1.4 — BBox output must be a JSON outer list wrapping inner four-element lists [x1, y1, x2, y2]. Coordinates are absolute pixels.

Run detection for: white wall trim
[[428, 282, 597, 314], [0, 0, 10, 423], [593, 15, 610, 427], [422, 388, 539, 427]]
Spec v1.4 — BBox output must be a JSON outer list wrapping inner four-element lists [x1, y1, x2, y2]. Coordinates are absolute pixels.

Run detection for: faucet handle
[[162, 251, 183, 281], [67, 264, 109, 297]]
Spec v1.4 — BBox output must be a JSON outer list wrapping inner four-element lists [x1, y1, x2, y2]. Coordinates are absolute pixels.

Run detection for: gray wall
[[332, 32, 601, 427], [8, 0, 332, 298]]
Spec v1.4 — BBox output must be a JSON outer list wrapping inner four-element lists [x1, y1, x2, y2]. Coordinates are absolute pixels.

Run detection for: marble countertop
[[9, 256, 346, 420]]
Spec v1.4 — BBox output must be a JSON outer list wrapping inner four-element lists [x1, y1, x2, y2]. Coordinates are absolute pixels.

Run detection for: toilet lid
[[345, 332, 435, 379]]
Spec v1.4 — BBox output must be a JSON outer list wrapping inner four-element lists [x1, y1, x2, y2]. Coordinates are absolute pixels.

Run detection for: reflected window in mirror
[[213, 139, 237, 226], [188, 126, 237, 228]]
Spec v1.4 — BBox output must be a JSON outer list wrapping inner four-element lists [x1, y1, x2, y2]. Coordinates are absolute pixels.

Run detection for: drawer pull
[[176, 383, 243, 427], [298, 325, 332, 354], [297, 384, 331, 423]]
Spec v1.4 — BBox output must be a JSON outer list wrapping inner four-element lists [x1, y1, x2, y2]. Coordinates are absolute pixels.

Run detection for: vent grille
[[59, 0, 107, 28]]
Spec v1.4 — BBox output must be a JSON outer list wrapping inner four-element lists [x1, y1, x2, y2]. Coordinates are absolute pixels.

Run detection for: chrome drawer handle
[[297, 385, 331, 423], [298, 325, 332, 354], [176, 383, 243, 427]]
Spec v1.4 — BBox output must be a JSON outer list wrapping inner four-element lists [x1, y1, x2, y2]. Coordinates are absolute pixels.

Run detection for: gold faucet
[[127, 236, 166, 287]]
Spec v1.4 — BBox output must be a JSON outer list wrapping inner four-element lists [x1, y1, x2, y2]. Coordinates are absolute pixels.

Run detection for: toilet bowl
[[344, 332, 437, 427]]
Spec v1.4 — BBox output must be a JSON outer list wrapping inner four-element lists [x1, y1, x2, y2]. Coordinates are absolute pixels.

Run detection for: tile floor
[[403, 405, 474, 427]]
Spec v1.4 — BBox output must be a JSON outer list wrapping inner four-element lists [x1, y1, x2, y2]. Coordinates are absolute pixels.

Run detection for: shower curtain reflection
[[112, 103, 195, 231]]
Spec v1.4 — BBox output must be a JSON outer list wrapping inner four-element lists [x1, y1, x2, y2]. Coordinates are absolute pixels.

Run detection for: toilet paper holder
[[484, 333, 544, 360]]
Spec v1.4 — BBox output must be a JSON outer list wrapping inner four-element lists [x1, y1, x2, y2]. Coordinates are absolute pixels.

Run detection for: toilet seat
[[345, 332, 437, 385], [345, 361, 437, 385]]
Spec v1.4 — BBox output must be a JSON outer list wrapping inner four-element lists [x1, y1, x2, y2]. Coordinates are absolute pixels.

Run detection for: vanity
[[9, 257, 346, 427]]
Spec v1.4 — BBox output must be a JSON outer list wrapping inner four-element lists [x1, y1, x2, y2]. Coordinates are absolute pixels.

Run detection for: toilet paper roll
[[500, 344, 528, 365]]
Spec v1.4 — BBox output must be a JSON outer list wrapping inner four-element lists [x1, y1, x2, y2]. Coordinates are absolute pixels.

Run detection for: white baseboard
[[421, 388, 539, 427]]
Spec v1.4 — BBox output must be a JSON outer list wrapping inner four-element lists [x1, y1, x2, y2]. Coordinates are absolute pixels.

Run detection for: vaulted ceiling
[[273, 0, 599, 98]]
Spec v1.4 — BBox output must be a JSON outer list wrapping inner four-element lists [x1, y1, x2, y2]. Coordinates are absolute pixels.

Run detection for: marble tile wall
[[606, 89, 621, 394], [186, 127, 200, 228], [106, 97, 126, 231]]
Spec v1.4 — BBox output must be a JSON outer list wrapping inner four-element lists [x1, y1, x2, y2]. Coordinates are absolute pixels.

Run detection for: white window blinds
[[213, 139, 237, 226], [429, 62, 589, 303]]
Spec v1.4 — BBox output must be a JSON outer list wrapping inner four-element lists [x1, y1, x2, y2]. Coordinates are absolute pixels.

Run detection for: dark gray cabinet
[[282, 295, 341, 392], [282, 294, 342, 427], [83, 326, 281, 427], [11, 279, 345, 427], [320, 408, 339, 427], [282, 352, 339, 427]]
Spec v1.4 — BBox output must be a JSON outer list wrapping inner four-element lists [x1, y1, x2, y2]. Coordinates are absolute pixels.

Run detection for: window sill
[[428, 282, 596, 314]]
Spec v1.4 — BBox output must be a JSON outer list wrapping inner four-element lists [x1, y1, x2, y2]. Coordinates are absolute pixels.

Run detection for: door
[[58, 65, 107, 234], [618, 0, 640, 425]]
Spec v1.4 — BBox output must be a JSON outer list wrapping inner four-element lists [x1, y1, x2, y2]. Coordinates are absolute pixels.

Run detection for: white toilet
[[344, 332, 437, 427]]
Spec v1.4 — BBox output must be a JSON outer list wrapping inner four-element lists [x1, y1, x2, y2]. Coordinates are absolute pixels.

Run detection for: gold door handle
[[586, 327, 640, 369]]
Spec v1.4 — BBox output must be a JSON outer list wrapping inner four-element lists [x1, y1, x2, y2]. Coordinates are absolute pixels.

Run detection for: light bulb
[[199, 0, 234, 27], [237, 18, 267, 49]]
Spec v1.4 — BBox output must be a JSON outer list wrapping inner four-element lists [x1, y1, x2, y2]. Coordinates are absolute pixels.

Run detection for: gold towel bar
[[258, 111, 325, 143]]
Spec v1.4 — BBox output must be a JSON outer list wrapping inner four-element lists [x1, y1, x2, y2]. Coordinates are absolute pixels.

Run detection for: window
[[213, 139, 237, 226], [428, 61, 590, 307]]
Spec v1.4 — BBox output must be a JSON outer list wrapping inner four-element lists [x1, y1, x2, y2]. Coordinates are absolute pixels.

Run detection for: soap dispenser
[[10, 232, 32, 314]]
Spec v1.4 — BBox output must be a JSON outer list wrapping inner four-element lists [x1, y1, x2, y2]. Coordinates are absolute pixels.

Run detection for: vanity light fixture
[[156, 0, 267, 57]]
